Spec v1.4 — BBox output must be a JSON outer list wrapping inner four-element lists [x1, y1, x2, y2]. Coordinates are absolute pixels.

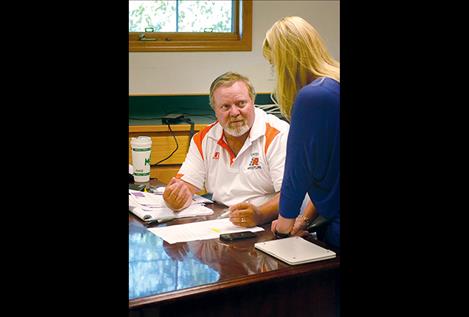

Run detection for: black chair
[[306, 215, 330, 238]]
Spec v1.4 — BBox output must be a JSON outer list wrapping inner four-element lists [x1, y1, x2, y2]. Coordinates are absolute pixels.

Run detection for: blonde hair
[[263, 16, 340, 120], [209, 72, 256, 109]]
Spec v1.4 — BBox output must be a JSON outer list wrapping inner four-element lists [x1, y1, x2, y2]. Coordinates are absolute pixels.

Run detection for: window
[[129, 0, 252, 52]]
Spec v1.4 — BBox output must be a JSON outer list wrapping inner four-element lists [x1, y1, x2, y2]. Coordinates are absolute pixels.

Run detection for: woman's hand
[[290, 215, 311, 237]]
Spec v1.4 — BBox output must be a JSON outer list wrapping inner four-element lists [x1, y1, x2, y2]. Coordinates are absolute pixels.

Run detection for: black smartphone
[[220, 231, 256, 242]]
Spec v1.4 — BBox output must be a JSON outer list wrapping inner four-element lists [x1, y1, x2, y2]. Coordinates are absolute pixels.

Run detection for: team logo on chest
[[213, 151, 220, 160], [247, 152, 262, 170]]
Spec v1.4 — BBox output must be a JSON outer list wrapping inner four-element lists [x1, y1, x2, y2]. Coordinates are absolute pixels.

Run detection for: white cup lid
[[131, 136, 152, 146]]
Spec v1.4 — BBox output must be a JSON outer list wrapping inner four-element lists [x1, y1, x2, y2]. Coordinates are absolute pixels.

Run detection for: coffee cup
[[130, 136, 152, 182]]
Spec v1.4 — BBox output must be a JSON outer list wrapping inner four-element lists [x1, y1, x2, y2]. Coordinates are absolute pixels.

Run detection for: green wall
[[129, 93, 274, 121]]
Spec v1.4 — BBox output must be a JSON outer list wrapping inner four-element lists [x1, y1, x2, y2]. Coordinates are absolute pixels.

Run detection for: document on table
[[148, 218, 264, 244], [129, 189, 213, 222]]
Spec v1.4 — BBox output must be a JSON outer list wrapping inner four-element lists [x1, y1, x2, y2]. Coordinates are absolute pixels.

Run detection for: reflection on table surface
[[129, 210, 284, 300], [129, 221, 219, 299], [129, 199, 339, 305]]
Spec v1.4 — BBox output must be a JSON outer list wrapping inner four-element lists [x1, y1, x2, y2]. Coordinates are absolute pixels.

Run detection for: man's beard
[[223, 119, 250, 137]]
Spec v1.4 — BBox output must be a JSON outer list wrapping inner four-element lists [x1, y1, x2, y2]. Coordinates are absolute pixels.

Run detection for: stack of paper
[[129, 189, 214, 222]]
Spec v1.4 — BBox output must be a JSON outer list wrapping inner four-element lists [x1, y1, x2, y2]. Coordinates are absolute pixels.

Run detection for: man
[[163, 72, 289, 227]]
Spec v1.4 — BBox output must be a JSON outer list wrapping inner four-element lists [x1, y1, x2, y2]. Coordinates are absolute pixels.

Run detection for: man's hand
[[163, 177, 193, 211], [228, 202, 261, 227]]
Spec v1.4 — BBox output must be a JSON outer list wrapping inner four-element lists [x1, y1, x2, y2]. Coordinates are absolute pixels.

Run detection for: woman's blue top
[[279, 77, 340, 248]]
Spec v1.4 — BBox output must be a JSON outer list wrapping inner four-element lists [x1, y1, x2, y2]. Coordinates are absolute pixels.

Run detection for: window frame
[[129, 0, 252, 52]]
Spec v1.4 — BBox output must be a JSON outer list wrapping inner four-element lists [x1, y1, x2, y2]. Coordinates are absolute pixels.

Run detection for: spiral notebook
[[255, 236, 336, 265]]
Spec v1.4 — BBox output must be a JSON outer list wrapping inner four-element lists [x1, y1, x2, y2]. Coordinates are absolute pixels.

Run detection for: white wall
[[129, 1, 339, 95]]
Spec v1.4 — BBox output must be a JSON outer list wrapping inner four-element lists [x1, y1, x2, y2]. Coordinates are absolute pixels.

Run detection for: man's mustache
[[229, 118, 246, 124]]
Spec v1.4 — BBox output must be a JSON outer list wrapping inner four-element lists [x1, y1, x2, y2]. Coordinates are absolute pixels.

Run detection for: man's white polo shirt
[[177, 107, 289, 207]]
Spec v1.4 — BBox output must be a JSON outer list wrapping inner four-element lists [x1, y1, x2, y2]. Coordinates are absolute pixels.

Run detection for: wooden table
[[129, 195, 340, 317]]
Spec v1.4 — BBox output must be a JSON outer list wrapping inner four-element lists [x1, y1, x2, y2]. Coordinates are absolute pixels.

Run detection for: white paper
[[192, 195, 214, 204], [130, 203, 213, 221], [129, 189, 166, 207], [153, 186, 165, 194], [148, 218, 264, 244], [129, 189, 213, 222]]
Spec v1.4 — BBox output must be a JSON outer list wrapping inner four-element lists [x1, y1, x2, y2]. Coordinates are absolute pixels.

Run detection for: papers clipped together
[[129, 189, 214, 223]]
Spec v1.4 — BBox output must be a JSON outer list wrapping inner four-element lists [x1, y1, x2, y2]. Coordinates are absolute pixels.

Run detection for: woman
[[264, 16, 340, 249]]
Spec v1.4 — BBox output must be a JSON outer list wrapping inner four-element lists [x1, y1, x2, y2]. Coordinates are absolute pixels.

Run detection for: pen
[[217, 200, 250, 219]]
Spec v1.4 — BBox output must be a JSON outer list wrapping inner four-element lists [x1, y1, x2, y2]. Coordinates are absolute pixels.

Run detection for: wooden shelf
[[129, 124, 207, 184]]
